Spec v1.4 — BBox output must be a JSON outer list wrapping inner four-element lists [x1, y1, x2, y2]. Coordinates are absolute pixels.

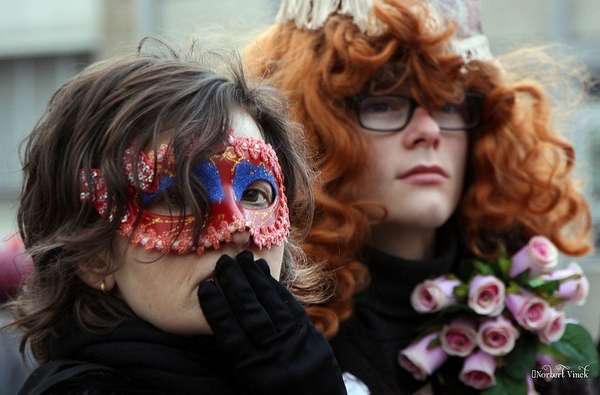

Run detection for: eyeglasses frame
[[351, 92, 485, 132]]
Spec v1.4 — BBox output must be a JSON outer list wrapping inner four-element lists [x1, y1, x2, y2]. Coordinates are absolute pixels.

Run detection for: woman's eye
[[440, 103, 459, 114], [366, 101, 392, 113], [361, 97, 401, 114], [241, 180, 274, 209], [146, 188, 188, 216]]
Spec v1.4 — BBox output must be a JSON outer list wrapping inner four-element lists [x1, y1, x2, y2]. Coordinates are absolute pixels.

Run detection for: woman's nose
[[402, 107, 441, 149], [230, 230, 251, 248]]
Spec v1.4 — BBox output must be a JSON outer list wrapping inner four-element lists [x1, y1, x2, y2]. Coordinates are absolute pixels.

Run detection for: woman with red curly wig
[[244, 0, 594, 394]]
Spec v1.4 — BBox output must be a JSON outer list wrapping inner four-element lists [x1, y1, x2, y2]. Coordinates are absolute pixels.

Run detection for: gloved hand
[[198, 251, 347, 395]]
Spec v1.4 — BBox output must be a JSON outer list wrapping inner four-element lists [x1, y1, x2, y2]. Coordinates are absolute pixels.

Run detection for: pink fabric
[[0, 233, 33, 300]]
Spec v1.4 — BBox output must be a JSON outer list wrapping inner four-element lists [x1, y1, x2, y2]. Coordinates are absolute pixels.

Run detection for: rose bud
[[459, 349, 497, 390], [509, 236, 558, 278], [410, 276, 461, 313], [440, 317, 478, 357], [541, 262, 589, 306], [537, 307, 566, 344], [467, 275, 505, 317], [399, 333, 448, 381], [505, 290, 550, 331], [476, 315, 520, 356]]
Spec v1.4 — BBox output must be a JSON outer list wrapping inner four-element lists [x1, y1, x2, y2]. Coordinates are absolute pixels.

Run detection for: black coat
[[18, 318, 242, 395]]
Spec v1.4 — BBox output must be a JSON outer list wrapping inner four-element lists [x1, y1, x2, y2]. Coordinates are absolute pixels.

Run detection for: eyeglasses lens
[[358, 96, 412, 131]]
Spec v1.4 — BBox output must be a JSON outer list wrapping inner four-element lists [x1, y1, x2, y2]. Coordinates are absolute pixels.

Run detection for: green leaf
[[512, 271, 532, 288], [498, 247, 512, 280], [502, 332, 539, 380], [459, 258, 497, 281], [526, 277, 549, 288], [474, 260, 495, 276], [526, 278, 560, 297], [537, 342, 568, 362], [506, 282, 521, 295], [453, 283, 469, 299], [459, 259, 480, 280], [482, 369, 528, 395], [550, 323, 600, 378]]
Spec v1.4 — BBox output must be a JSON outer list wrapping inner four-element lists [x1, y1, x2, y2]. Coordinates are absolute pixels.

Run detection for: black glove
[[198, 251, 347, 395]]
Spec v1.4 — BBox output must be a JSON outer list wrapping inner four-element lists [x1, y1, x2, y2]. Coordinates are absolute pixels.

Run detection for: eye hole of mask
[[241, 180, 275, 209], [144, 185, 189, 216]]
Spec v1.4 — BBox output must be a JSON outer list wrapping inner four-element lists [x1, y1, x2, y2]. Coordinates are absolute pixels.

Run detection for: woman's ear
[[76, 265, 116, 293]]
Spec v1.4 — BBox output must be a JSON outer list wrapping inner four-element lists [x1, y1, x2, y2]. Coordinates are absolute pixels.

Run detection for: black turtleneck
[[355, 227, 457, 334], [330, 225, 474, 395]]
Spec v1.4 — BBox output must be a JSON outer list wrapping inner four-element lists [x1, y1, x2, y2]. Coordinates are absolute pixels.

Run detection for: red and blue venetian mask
[[80, 134, 290, 255]]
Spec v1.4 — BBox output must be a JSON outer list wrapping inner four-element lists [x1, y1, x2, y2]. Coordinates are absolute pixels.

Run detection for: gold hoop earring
[[100, 280, 108, 294]]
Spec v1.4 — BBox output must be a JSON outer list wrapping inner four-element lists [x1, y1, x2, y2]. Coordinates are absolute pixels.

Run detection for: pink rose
[[537, 307, 566, 344], [440, 317, 477, 357], [399, 333, 448, 381], [509, 236, 558, 278], [459, 349, 497, 390], [467, 275, 505, 316], [505, 290, 550, 331], [476, 315, 520, 356], [410, 277, 461, 313], [541, 262, 589, 306]]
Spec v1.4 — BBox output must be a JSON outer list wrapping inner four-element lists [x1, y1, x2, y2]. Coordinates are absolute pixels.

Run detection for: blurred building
[[0, 0, 599, 334], [0, 0, 278, 207]]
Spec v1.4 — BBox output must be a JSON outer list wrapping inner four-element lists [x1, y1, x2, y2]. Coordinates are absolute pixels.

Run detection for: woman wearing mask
[[7, 39, 346, 395]]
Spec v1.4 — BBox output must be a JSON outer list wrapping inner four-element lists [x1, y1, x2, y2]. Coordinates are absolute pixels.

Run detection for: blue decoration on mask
[[141, 174, 175, 206], [194, 160, 225, 203], [232, 161, 278, 202]]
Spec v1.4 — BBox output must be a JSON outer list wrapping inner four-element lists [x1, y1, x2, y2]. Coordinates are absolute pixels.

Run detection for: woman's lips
[[399, 165, 448, 184]]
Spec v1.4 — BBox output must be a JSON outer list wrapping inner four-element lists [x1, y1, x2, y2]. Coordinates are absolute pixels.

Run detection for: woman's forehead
[[230, 110, 263, 141], [364, 79, 411, 96]]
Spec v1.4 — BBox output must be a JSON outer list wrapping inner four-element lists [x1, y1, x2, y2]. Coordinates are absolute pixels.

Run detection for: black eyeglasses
[[352, 93, 484, 132]]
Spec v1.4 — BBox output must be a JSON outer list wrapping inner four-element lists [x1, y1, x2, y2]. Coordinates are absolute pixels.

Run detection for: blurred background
[[0, 0, 599, 336]]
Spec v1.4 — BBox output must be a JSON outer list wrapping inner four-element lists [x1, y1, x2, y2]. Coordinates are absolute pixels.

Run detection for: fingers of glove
[[212, 254, 277, 346], [256, 257, 311, 323], [237, 255, 300, 330], [198, 280, 254, 359], [257, 258, 307, 319]]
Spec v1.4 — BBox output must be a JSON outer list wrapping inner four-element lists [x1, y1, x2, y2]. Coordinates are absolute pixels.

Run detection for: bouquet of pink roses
[[399, 236, 599, 394]]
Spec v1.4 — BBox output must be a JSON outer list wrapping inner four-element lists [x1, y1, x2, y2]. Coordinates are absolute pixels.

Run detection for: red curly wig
[[244, 0, 592, 338]]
